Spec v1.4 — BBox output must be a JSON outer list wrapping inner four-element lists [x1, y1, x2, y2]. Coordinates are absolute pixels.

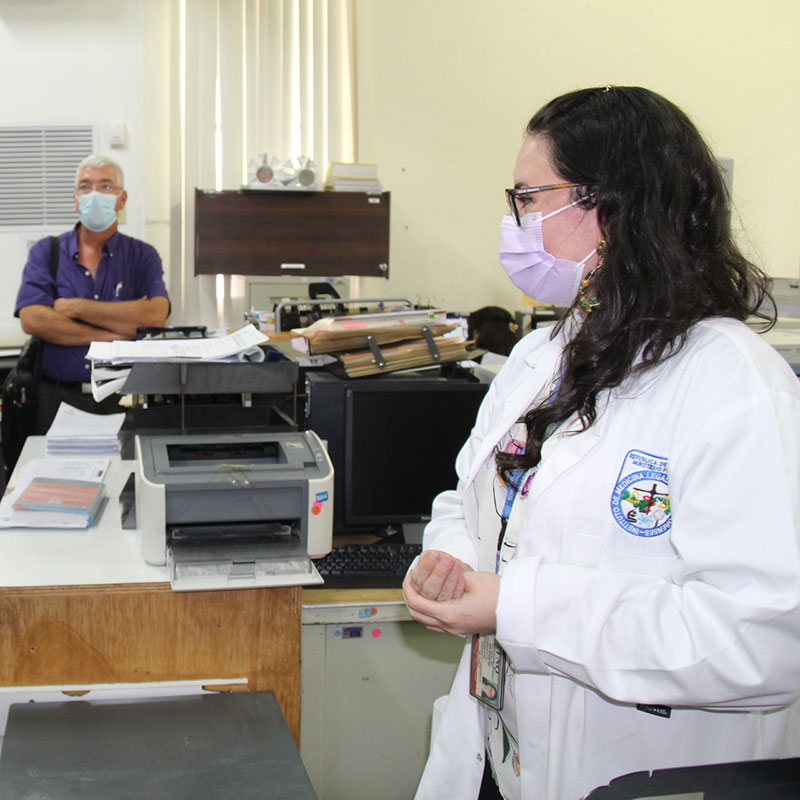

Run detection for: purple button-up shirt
[[14, 226, 169, 382]]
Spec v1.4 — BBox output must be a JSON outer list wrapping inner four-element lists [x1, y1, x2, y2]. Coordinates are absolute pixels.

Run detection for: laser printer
[[134, 431, 333, 590]]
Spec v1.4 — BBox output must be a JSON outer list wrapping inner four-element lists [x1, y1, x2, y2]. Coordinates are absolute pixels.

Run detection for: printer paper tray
[[167, 563, 323, 591], [166, 539, 324, 592]]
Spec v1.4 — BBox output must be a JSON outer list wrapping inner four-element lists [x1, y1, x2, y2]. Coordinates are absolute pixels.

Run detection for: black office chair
[[582, 757, 800, 799]]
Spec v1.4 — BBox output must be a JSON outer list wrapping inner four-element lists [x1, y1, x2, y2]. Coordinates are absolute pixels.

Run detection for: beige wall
[[355, 0, 800, 315]]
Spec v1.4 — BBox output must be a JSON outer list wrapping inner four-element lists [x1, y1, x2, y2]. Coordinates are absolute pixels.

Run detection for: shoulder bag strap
[[48, 235, 60, 294], [32, 236, 62, 382]]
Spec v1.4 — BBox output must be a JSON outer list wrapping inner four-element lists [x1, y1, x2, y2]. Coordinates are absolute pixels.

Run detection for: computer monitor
[[304, 371, 489, 536]]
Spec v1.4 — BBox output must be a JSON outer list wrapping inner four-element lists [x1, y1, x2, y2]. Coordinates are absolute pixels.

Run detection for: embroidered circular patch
[[611, 449, 671, 537]]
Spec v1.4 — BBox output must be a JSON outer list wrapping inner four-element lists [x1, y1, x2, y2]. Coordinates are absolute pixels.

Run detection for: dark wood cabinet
[[194, 189, 390, 277]]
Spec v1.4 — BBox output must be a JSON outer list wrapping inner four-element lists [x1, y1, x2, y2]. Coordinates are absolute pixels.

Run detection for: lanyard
[[495, 371, 564, 573], [496, 467, 528, 573]]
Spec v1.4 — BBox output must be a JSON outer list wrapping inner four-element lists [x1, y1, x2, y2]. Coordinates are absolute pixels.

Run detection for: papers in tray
[[0, 458, 110, 529], [87, 323, 268, 364], [46, 403, 125, 456], [87, 324, 270, 401]]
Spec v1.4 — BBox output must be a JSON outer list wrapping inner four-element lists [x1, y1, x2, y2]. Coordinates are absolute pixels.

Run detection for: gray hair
[[75, 154, 124, 188]]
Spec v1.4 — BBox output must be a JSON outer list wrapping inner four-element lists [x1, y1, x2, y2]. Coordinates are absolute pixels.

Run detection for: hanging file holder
[[364, 327, 441, 372], [420, 326, 441, 361], [365, 335, 386, 369], [345, 326, 458, 377]]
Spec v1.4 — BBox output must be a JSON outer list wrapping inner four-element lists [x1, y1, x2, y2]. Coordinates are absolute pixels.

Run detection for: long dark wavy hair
[[495, 86, 775, 484]]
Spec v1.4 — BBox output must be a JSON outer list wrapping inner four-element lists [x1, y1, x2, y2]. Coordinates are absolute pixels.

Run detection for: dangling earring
[[579, 240, 606, 312]]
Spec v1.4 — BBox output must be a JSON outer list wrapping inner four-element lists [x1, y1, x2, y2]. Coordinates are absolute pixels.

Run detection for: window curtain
[[170, 0, 356, 327]]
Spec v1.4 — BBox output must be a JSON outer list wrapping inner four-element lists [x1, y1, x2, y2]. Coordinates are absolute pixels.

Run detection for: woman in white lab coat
[[403, 86, 800, 800]]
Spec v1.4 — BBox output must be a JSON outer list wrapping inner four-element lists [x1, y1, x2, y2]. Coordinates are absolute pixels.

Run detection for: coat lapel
[[466, 331, 566, 485]]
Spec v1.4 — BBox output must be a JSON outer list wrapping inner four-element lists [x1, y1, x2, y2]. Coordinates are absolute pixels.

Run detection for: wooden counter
[[0, 440, 303, 743]]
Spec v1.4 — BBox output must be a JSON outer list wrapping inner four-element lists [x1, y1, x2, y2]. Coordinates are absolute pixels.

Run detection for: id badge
[[469, 633, 506, 710]]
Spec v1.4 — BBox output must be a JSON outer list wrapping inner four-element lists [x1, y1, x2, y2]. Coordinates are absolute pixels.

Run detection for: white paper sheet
[[87, 324, 268, 363]]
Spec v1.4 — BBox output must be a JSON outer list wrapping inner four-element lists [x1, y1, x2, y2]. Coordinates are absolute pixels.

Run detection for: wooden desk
[[0, 439, 302, 743]]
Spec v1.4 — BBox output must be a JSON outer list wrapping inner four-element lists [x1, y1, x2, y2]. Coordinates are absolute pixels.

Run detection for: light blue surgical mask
[[78, 191, 119, 232]]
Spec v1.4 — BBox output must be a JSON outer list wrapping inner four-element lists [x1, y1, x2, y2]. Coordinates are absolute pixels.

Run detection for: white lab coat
[[415, 317, 800, 800]]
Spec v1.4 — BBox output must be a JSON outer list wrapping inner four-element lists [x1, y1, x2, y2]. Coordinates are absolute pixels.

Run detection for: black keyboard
[[313, 542, 422, 588]]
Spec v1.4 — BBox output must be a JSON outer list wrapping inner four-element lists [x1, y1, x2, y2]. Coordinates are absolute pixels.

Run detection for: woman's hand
[[408, 549, 470, 601], [403, 555, 500, 636]]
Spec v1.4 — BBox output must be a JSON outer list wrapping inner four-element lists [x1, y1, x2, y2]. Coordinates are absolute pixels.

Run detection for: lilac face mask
[[499, 201, 596, 306]]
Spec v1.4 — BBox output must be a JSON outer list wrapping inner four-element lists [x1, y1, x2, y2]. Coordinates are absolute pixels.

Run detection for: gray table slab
[[0, 690, 316, 800]]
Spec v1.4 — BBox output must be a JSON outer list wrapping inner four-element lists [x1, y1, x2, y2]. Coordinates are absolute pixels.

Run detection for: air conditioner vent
[[0, 125, 94, 229]]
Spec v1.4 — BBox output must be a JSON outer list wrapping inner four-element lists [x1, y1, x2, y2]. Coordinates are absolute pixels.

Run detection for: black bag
[[2, 236, 60, 477]]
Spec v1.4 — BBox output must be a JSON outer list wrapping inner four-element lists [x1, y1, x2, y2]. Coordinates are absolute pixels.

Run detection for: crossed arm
[[19, 296, 169, 345]]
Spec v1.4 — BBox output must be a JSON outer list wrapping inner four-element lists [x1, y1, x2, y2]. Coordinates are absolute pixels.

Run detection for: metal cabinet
[[300, 596, 462, 800]]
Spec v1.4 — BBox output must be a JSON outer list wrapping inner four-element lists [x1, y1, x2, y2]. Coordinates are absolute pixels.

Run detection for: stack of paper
[[13, 477, 104, 528], [87, 324, 270, 401], [0, 458, 110, 529], [290, 309, 453, 352], [289, 308, 469, 375], [325, 162, 382, 192], [46, 403, 125, 456], [338, 336, 471, 377]]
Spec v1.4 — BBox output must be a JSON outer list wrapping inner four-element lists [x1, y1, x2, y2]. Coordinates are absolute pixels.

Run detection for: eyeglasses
[[75, 181, 122, 195], [505, 182, 581, 226]]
